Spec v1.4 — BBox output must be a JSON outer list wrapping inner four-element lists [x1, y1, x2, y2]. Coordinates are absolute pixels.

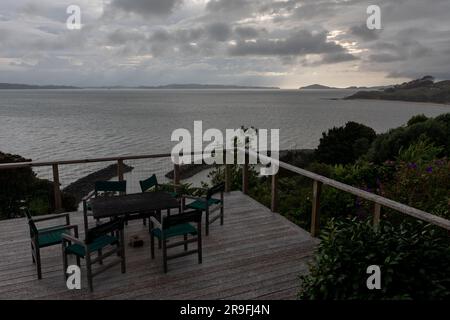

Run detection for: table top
[[90, 191, 180, 219]]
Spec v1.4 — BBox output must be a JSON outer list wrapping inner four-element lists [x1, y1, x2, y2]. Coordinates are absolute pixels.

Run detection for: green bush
[[0, 151, 77, 219], [299, 218, 450, 300], [367, 116, 450, 163], [315, 122, 376, 165]]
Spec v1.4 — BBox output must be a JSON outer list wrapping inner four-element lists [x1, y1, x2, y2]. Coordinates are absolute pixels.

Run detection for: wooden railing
[[1, 149, 449, 235], [242, 149, 450, 234]]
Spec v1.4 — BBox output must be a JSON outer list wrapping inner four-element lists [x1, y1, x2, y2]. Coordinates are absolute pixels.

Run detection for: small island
[[345, 76, 450, 104]]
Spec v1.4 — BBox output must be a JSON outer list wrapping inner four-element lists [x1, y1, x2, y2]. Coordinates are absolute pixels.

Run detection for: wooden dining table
[[89, 191, 180, 220]]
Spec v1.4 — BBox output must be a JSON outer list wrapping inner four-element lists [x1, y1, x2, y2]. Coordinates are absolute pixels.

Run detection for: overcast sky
[[0, 0, 449, 88]]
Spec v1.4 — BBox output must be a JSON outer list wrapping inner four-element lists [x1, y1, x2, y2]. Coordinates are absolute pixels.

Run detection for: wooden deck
[[0, 192, 318, 300]]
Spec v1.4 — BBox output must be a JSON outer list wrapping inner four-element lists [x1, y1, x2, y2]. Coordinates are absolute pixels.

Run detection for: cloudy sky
[[0, 0, 449, 88]]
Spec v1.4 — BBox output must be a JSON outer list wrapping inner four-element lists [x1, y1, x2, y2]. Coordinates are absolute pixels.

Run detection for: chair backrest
[[95, 181, 126, 197], [139, 175, 158, 193], [86, 218, 125, 244], [206, 182, 225, 200], [23, 207, 38, 236], [162, 210, 202, 230]]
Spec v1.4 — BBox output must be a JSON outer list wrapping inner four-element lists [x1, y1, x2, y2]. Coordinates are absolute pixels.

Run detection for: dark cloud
[[108, 29, 148, 45], [322, 52, 358, 64], [229, 30, 347, 57], [206, 0, 252, 13], [112, 0, 183, 16], [369, 53, 401, 63], [349, 25, 381, 41], [207, 23, 232, 42], [235, 26, 262, 39]]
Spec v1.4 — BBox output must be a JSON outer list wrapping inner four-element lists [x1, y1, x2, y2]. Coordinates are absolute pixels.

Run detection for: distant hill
[[300, 84, 339, 90], [0, 83, 79, 89], [300, 84, 391, 90], [345, 76, 450, 104], [0, 83, 280, 90], [139, 84, 280, 89]]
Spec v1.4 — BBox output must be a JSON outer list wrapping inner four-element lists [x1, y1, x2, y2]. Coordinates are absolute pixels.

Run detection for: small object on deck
[[129, 235, 144, 248]]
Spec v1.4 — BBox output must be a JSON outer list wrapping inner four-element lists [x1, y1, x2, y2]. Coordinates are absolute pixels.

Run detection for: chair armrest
[[183, 195, 205, 201], [39, 224, 79, 237], [150, 216, 162, 229], [82, 190, 96, 202], [62, 233, 85, 246], [33, 212, 71, 225]]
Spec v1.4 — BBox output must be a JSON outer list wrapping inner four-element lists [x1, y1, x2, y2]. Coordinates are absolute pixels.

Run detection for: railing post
[[52, 164, 62, 212], [225, 165, 232, 192], [373, 203, 381, 228], [174, 163, 181, 188], [117, 159, 124, 181], [271, 173, 278, 213], [242, 153, 249, 195], [311, 180, 322, 237]]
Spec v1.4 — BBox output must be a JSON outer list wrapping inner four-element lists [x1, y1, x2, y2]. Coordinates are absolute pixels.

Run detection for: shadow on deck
[[0, 191, 318, 300]]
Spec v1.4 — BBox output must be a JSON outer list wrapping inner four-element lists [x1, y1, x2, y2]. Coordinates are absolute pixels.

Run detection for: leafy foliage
[[298, 218, 450, 300], [315, 122, 376, 165], [0, 152, 77, 219]]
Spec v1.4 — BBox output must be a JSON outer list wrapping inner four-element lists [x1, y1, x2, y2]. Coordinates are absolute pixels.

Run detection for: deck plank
[[0, 192, 317, 300]]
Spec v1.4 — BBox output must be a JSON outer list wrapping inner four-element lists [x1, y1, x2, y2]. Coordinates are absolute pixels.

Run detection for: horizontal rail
[[1, 148, 449, 231], [249, 149, 450, 231], [0, 153, 173, 169]]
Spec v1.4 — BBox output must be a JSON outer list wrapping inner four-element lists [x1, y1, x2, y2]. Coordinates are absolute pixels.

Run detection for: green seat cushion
[[38, 228, 69, 248], [169, 192, 178, 198], [186, 198, 221, 211], [152, 223, 197, 239], [65, 235, 118, 257]]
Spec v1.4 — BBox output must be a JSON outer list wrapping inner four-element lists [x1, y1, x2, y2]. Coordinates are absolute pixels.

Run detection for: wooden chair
[[149, 210, 202, 273], [139, 174, 180, 199], [23, 207, 78, 279], [184, 182, 225, 236], [83, 180, 146, 228], [62, 218, 126, 292], [139, 175, 183, 224]]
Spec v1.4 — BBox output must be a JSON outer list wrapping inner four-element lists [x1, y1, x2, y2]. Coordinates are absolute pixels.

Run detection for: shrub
[[407, 114, 428, 126], [367, 115, 450, 163], [299, 218, 450, 300], [315, 122, 376, 165], [0, 151, 77, 219]]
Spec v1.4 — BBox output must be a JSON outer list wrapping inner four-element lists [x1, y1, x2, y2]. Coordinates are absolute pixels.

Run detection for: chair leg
[[158, 238, 162, 249], [162, 236, 168, 273], [143, 218, 147, 226], [62, 245, 68, 280], [76, 256, 81, 267], [120, 231, 126, 274], [35, 247, 42, 280], [98, 249, 103, 265], [86, 254, 94, 292], [184, 234, 188, 251], [220, 204, 224, 226], [198, 222, 202, 264], [31, 242, 35, 263], [205, 208, 210, 236], [150, 232, 155, 259]]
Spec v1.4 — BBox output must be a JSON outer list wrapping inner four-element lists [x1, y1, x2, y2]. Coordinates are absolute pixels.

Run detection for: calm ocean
[[1, 89, 448, 188]]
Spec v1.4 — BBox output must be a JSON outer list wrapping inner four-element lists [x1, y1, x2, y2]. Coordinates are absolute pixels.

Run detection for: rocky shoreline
[[63, 163, 133, 204]]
